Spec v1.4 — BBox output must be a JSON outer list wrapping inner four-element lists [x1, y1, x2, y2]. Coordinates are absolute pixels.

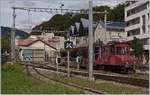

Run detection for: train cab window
[[95, 47, 99, 60], [116, 47, 128, 55], [110, 46, 115, 55]]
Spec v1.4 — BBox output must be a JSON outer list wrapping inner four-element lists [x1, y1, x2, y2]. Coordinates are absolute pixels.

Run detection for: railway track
[[25, 65, 104, 94], [21, 63, 149, 88]]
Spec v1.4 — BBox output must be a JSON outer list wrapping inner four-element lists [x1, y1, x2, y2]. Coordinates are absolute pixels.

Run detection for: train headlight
[[133, 60, 136, 64], [126, 61, 129, 64]]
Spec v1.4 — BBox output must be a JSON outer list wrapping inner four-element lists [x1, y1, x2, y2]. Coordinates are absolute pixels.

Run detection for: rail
[[25, 65, 104, 94], [21, 63, 149, 88]]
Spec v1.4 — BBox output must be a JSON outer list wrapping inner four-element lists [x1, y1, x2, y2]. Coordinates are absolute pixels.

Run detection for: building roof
[[75, 22, 80, 32], [71, 25, 75, 34], [100, 21, 125, 31], [81, 18, 89, 28], [70, 18, 98, 37], [17, 38, 57, 50], [80, 18, 97, 28]]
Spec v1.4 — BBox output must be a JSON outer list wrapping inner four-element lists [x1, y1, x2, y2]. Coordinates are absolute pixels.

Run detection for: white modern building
[[125, 0, 150, 64], [125, 0, 150, 50]]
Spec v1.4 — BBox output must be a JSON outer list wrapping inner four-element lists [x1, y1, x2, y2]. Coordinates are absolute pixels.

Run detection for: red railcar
[[72, 42, 137, 72]]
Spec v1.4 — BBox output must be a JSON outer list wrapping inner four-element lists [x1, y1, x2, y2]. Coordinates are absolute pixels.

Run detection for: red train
[[71, 42, 137, 72]]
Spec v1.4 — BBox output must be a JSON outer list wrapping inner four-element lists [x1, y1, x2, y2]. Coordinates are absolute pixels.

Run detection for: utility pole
[[67, 49, 70, 77], [67, 30, 70, 77], [11, 7, 16, 63], [42, 31, 46, 62], [88, 0, 94, 81], [104, 10, 108, 43], [56, 55, 59, 74]]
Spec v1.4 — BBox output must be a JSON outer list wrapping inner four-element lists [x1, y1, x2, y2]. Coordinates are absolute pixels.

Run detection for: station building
[[16, 33, 64, 62]]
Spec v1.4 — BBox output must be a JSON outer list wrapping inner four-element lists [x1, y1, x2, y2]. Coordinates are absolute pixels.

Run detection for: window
[[148, 13, 149, 21], [126, 17, 140, 27], [110, 46, 115, 55], [142, 15, 146, 33], [116, 47, 128, 55], [127, 28, 140, 37], [127, 2, 149, 16], [148, 13, 150, 32]]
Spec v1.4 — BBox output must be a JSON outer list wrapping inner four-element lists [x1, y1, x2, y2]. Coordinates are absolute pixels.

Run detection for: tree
[[60, 49, 67, 57], [112, 3, 125, 21], [1, 34, 11, 53], [131, 37, 144, 64]]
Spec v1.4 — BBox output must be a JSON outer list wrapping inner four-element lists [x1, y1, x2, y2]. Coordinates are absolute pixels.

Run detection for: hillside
[[1, 26, 29, 39], [31, 4, 125, 37], [1, 26, 29, 53]]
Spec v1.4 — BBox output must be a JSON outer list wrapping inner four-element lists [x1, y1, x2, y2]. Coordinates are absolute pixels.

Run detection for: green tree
[[112, 3, 125, 21], [131, 37, 144, 64], [1, 34, 11, 53]]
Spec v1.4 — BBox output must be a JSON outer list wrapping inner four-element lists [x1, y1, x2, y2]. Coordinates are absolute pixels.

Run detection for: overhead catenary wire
[[12, 7, 108, 14]]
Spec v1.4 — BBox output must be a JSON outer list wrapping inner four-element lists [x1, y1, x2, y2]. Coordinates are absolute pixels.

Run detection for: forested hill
[[31, 4, 125, 36]]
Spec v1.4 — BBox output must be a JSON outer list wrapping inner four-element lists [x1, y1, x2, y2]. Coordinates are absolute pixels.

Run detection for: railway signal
[[64, 41, 73, 49], [56, 55, 61, 74], [76, 56, 80, 70], [64, 40, 73, 77]]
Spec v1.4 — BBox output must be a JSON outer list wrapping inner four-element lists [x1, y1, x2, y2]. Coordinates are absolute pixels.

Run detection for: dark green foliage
[[112, 4, 125, 21], [70, 50, 78, 58], [1, 26, 29, 53], [131, 37, 144, 63], [1, 34, 11, 53], [60, 49, 67, 57]]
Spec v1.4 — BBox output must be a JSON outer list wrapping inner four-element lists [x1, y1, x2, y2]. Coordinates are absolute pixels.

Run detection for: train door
[[103, 46, 110, 58]]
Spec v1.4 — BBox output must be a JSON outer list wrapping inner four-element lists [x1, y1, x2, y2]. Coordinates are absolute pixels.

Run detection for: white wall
[[94, 23, 126, 44], [29, 41, 56, 57], [125, 0, 150, 50]]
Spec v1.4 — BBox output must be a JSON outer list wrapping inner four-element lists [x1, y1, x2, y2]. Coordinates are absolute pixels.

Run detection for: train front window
[[116, 47, 128, 55]]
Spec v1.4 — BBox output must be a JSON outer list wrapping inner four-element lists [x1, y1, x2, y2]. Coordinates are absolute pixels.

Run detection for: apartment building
[[125, 0, 150, 64], [125, 0, 150, 50]]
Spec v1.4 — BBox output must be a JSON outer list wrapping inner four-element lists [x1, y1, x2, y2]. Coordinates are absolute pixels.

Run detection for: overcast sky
[[0, 0, 124, 32]]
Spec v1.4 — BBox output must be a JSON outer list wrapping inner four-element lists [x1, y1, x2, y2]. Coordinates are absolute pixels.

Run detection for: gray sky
[[0, 0, 124, 32]]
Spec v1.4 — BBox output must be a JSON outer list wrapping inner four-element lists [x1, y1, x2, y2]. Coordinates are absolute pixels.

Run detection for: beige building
[[29, 33, 64, 50], [17, 38, 57, 62]]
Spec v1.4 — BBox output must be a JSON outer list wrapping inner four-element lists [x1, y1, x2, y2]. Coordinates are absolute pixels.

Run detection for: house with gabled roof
[[70, 18, 98, 47], [70, 18, 126, 47], [16, 35, 59, 62]]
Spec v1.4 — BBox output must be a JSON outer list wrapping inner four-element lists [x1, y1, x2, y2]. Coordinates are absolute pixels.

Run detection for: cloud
[[1, 0, 124, 30], [22, 1, 36, 7]]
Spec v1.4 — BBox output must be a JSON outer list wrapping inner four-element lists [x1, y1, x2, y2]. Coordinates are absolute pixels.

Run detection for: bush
[[60, 49, 67, 57]]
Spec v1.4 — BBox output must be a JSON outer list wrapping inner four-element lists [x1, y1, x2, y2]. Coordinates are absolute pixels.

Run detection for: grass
[[44, 72, 148, 94], [2, 63, 148, 94], [127, 73, 149, 80], [1, 63, 83, 94]]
